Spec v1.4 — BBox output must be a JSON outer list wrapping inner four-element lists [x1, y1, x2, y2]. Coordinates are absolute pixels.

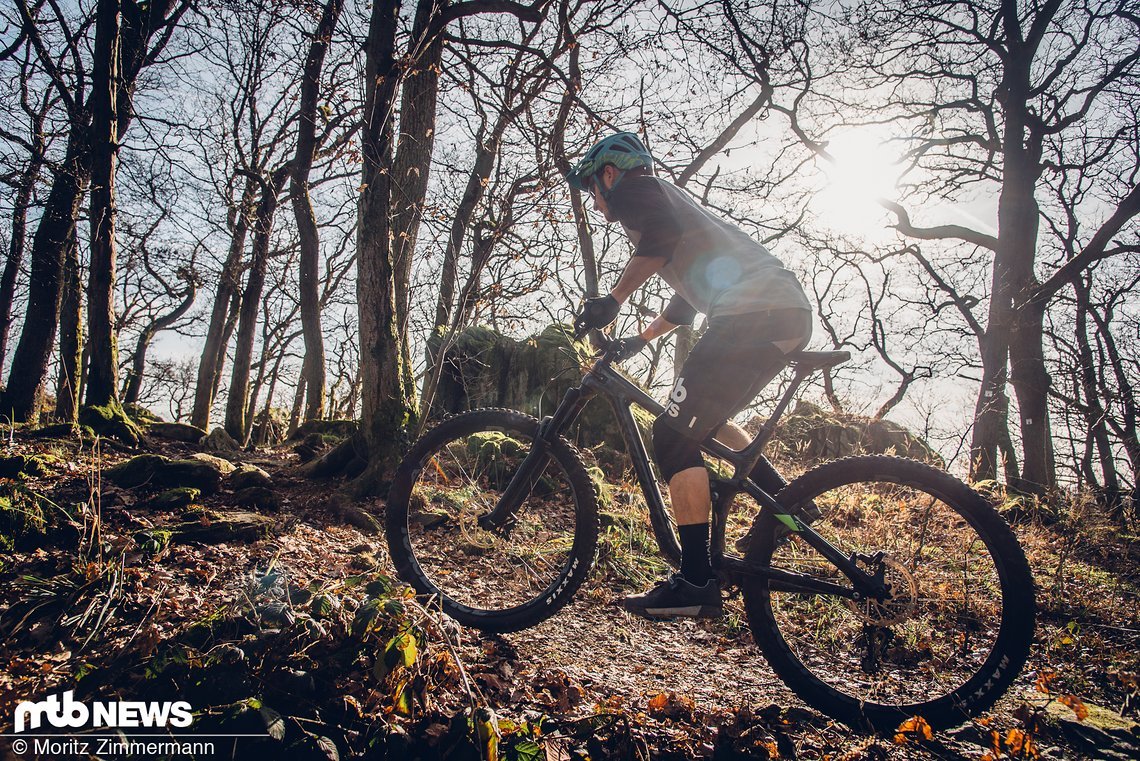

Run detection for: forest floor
[[0, 429, 1138, 760]]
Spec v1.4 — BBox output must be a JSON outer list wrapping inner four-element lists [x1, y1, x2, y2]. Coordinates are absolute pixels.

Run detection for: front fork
[[477, 384, 593, 533]]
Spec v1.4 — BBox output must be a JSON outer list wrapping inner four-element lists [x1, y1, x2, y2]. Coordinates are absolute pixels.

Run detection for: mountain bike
[[385, 329, 1036, 731]]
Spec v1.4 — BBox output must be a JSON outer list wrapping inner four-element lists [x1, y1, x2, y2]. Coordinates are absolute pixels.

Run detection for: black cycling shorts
[[659, 308, 812, 441]]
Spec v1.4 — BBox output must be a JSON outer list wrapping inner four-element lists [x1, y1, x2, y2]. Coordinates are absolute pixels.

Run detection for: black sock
[[678, 522, 712, 585]]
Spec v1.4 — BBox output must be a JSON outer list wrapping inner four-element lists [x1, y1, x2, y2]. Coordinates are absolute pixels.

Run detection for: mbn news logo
[[14, 691, 193, 733]]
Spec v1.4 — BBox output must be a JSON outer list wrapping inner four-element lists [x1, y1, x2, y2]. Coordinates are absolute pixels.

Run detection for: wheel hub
[[846, 555, 918, 626]]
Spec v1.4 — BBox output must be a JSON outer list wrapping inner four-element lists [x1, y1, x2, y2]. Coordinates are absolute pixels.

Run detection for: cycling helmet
[[566, 131, 653, 197]]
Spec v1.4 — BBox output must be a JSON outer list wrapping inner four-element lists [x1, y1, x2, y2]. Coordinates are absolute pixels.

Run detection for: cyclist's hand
[[573, 294, 620, 335], [610, 335, 648, 362]]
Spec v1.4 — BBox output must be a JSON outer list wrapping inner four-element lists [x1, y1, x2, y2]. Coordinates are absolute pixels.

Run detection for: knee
[[652, 416, 704, 482]]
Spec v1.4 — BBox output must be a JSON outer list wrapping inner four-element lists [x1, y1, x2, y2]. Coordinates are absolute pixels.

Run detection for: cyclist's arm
[[610, 254, 666, 303], [639, 313, 678, 341]]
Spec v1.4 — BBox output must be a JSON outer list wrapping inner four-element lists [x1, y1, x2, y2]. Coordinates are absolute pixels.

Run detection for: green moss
[[124, 403, 163, 426], [0, 454, 51, 479], [78, 402, 143, 445], [147, 488, 201, 511], [0, 483, 47, 547]]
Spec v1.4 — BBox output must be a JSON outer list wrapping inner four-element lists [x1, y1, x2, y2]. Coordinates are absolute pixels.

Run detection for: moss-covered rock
[[0, 454, 51, 479], [154, 459, 223, 495], [233, 486, 281, 512], [78, 402, 143, 445], [124, 403, 163, 425], [429, 323, 651, 452], [228, 465, 272, 491], [150, 422, 208, 443], [171, 510, 278, 544], [291, 419, 358, 441], [190, 453, 237, 476], [202, 427, 240, 453], [767, 401, 942, 465], [105, 454, 170, 489], [146, 488, 201, 511], [0, 482, 47, 550], [134, 528, 173, 556]]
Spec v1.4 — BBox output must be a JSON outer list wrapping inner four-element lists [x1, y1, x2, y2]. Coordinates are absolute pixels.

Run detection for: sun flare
[[811, 127, 901, 239]]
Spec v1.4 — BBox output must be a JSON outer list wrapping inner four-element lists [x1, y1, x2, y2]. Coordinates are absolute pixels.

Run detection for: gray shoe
[[735, 500, 823, 554], [622, 574, 723, 619]]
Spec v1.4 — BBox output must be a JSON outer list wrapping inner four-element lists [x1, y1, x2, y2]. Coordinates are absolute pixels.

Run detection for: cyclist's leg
[[625, 311, 809, 618]]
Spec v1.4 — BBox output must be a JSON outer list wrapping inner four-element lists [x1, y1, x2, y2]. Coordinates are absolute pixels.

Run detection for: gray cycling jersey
[[608, 175, 811, 318]]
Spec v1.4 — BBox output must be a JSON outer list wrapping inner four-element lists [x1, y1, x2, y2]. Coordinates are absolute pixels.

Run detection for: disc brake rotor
[[846, 555, 918, 626]]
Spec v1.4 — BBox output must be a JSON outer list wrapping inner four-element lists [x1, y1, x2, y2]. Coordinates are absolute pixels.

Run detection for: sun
[[809, 127, 902, 239]]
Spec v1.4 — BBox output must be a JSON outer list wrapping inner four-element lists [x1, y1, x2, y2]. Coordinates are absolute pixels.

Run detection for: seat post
[[736, 366, 812, 477]]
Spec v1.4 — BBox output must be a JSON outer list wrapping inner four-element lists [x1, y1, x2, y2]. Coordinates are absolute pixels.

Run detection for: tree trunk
[[1074, 278, 1122, 515], [55, 233, 83, 422], [84, 0, 124, 410], [1009, 302, 1054, 492], [224, 169, 287, 442], [191, 177, 256, 429], [291, 0, 344, 423], [356, 0, 417, 490], [391, 0, 445, 343], [0, 133, 90, 423], [0, 113, 47, 383]]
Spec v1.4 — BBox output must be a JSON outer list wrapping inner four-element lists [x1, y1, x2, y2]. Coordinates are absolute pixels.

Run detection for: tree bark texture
[[0, 132, 89, 423], [84, 0, 124, 409], [357, 0, 417, 485], [391, 0, 445, 341], [54, 234, 83, 421], [291, 0, 345, 423]]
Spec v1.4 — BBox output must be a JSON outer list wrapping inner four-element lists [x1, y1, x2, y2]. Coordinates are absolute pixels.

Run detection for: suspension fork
[[477, 383, 594, 531]]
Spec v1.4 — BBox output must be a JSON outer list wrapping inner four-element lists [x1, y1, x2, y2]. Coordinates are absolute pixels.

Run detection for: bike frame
[[479, 349, 887, 602]]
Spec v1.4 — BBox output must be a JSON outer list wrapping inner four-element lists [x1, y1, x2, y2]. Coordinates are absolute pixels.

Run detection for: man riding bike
[[567, 131, 814, 620]]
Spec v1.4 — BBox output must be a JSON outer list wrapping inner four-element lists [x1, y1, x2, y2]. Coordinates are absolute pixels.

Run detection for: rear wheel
[[743, 456, 1035, 731], [385, 409, 600, 633]]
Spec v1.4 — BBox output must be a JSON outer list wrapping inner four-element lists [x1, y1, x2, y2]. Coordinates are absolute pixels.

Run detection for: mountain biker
[[567, 131, 814, 619]]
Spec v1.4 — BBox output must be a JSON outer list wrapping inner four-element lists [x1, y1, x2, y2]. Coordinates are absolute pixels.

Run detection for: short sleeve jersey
[[606, 174, 811, 319]]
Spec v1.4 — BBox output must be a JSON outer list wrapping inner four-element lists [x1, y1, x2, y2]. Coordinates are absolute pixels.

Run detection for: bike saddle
[[785, 350, 851, 371]]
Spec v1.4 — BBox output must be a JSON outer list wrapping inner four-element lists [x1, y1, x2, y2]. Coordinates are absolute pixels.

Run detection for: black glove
[[573, 294, 620, 335], [610, 335, 648, 362]]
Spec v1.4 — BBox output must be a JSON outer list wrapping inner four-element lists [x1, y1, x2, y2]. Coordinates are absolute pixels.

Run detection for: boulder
[[234, 486, 282, 512], [0, 454, 50, 479], [228, 465, 272, 491], [191, 453, 238, 475], [171, 510, 278, 544], [766, 401, 942, 465], [124, 403, 164, 425], [202, 427, 241, 453], [105, 454, 170, 489], [146, 488, 201, 511], [430, 323, 647, 450], [149, 422, 208, 443], [290, 419, 358, 441], [154, 458, 223, 495]]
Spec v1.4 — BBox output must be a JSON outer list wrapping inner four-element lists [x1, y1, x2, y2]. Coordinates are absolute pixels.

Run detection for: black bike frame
[[482, 352, 886, 602]]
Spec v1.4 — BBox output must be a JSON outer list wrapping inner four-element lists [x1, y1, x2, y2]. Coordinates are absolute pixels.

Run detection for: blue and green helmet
[[566, 132, 654, 195]]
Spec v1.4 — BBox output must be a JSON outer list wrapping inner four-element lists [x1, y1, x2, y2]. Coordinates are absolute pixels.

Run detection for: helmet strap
[[598, 168, 627, 201]]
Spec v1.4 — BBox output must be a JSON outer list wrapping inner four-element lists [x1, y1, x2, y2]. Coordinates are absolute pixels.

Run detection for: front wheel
[[385, 409, 600, 633], [742, 456, 1035, 732]]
